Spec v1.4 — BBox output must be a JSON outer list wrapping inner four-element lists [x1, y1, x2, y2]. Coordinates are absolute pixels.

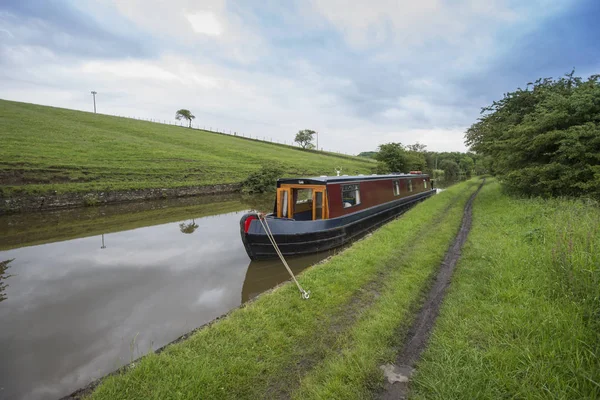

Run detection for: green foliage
[[357, 151, 378, 158], [439, 160, 460, 181], [459, 156, 474, 178], [375, 143, 407, 172], [175, 109, 196, 128], [242, 165, 283, 194], [465, 71, 600, 198], [405, 142, 427, 152], [405, 151, 427, 171], [295, 129, 316, 149]]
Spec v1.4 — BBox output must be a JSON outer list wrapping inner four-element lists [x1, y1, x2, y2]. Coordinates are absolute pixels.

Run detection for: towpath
[[379, 179, 485, 399]]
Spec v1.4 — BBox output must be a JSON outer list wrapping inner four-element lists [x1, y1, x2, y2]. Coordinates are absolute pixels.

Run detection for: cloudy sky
[[1, 0, 598, 154]]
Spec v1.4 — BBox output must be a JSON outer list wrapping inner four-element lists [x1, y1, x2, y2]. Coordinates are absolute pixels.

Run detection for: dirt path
[[379, 179, 485, 400]]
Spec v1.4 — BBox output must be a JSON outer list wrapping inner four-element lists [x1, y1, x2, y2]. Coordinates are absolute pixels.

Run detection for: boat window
[[281, 190, 289, 218], [393, 180, 400, 196], [342, 184, 361, 208], [424, 179, 427, 189], [408, 179, 413, 192], [294, 189, 313, 206], [292, 188, 313, 219], [314, 191, 323, 220]]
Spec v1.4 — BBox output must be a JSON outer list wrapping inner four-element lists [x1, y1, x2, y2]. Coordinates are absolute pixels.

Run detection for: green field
[[0, 99, 375, 196]]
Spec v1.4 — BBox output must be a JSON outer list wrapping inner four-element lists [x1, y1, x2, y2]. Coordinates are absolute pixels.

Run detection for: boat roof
[[278, 173, 429, 185]]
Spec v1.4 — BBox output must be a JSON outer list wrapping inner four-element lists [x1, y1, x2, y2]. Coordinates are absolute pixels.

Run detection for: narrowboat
[[239, 173, 435, 260]]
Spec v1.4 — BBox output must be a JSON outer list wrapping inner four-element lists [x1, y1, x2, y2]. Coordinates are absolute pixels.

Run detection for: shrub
[[242, 165, 283, 194]]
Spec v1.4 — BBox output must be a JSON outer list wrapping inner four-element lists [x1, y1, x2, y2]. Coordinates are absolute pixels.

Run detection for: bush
[[465, 72, 600, 199], [242, 165, 283, 194]]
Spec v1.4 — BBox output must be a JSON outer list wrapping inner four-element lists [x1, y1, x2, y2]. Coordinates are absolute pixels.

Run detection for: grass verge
[[411, 181, 600, 399], [86, 180, 481, 399]]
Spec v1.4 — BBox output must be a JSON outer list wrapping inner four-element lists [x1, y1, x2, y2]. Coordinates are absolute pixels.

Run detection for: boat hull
[[240, 189, 435, 260]]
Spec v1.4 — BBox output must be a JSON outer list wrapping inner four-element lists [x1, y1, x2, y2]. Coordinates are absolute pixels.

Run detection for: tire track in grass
[[379, 179, 485, 400]]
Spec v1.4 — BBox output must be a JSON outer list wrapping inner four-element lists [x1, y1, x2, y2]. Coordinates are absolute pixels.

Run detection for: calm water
[[0, 195, 330, 400]]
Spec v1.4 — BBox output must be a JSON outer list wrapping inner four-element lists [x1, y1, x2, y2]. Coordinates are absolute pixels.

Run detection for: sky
[[1, 0, 599, 154]]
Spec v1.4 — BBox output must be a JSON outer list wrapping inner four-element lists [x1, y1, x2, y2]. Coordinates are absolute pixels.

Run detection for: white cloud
[[0, 0, 578, 154], [82, 60, 178, 81], [185, 11, 222, 36]]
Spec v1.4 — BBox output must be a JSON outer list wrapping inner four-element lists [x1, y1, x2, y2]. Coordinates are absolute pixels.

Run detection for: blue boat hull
[[240, 189, 435, 260]]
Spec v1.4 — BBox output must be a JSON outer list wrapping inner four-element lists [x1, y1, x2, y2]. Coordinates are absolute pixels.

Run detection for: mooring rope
[[257, 215, 310, 300]]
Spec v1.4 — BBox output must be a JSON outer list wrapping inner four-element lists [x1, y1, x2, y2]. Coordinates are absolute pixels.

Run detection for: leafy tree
[[465, 71, 600, 198], [175, 109, 196, 128], [405, 151, 427, 171], [406, 142, 427, 152], [295, 129, 316, 149], [375, 143, 407, 172], [440, 160, 460, 181], [459, 156, 474, 178]]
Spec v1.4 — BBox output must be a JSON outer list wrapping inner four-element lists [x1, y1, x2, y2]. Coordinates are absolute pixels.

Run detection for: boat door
[[312, 188, 327, 220]]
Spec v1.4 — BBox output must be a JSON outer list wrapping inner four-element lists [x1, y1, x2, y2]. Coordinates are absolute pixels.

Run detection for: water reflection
[[179, 219, 199, 234], [0, 195, 325, 400], [0, 258, 14, 303], [242, 252, 331, 303]]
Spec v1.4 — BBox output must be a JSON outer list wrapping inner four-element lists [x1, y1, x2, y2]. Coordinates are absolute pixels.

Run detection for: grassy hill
[[0, 100, 375, 196]]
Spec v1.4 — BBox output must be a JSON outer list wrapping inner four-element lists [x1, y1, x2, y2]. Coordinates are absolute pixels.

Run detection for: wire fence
[[108, 114, 370, 161]]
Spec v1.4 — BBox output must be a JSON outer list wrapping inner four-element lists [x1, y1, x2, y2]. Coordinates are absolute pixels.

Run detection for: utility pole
[[316, 131, 319, 150], [91, 91, 97, 113]]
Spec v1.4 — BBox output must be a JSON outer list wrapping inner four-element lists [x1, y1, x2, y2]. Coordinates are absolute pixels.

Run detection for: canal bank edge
[[0, 183, 241, 214]]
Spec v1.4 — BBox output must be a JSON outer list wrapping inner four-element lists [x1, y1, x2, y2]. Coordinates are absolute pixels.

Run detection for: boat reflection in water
[[241, 251, 332, 303]]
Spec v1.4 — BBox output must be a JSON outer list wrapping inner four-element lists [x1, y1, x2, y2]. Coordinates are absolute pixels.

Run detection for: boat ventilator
[[257, 215, 311, 300]]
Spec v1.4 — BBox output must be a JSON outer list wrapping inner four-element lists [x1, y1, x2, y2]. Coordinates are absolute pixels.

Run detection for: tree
[[440, 160, 460, 181], [406, 142, 427, 152], [375, 143, 407, 172], [459, 156, 474, 178], [465, 71, 600, 198], [175, 109, 196, 128], [295, 129, 316, 149]]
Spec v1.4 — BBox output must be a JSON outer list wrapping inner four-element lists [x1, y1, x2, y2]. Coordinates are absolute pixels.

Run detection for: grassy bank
[[0, 100, 374, 196], [412, 182, 600, 399], [86, 180, 482, 399]]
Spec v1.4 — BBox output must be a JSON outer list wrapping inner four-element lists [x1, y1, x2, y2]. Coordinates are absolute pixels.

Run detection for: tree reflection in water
[[0, 259, 14, 303], [179, 219, 199, 234]]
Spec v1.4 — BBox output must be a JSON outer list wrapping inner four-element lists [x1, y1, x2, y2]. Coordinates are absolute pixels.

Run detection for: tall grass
[[411, 182, 600, 399]]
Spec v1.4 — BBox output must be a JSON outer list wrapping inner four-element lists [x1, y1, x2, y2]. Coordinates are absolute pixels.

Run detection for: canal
[[0, 194, 332, 400]]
